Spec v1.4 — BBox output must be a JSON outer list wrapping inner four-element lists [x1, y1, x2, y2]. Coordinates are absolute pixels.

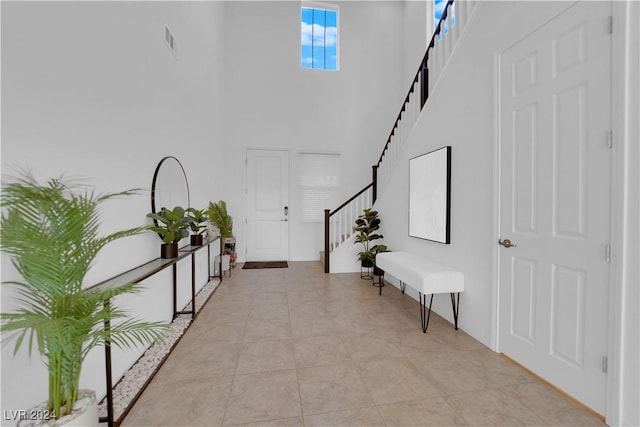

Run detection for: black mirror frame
[[150, 156, 191, 238]]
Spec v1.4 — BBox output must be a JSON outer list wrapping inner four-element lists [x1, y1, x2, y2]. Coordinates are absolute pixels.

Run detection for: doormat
[[242, 261, 288, 269]]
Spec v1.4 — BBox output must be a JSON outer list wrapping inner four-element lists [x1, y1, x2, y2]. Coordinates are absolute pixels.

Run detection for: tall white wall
[[1, 0, 227, 419], [221, 1, 406, 262], [374, 2, 639, 425], [615, 1, 640, 424], [402, 0, 428, 85]]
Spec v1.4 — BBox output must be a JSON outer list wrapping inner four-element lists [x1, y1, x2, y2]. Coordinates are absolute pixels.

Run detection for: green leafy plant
[[207, 200, 233, 238], [354, 208, 387, 265], [0, 175, 168, 420], [147, 206, 190, 244], [185, 208, 209, 236]]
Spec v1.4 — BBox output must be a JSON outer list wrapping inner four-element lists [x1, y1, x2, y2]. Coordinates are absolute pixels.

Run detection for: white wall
[[1, 0, 226, 419], [403, 0, 428, 85], [374, 2, 639, 425], [221, 1, 407, 262], [614, 1, 640, 424]]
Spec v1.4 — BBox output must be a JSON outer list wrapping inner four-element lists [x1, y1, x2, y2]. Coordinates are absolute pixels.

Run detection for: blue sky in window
[[301, 7, 337, 70], [434, 0, 454, 35]]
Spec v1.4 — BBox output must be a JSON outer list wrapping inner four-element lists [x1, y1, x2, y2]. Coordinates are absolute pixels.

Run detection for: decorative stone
[[97, 278, 221, 422]]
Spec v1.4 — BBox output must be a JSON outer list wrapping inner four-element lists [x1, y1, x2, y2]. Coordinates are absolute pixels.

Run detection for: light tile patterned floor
[[121, 261, 606, 427]]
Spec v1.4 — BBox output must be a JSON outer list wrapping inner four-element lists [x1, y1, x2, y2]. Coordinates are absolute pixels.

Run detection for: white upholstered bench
[[375, 251, 464, 333]]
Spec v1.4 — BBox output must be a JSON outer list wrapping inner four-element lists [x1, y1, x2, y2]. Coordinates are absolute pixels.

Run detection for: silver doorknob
[[281, 219, 288, 222], [498, 239, 516, 248]]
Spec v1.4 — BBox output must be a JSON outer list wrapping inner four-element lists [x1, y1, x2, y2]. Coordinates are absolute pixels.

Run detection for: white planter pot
[[215, 254, 231, 274], [18, 389, 98, 427]]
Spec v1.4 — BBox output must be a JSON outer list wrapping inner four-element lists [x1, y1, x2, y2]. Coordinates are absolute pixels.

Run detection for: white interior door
[[498, 1, 611, 414], [246, 149, 290, 261]]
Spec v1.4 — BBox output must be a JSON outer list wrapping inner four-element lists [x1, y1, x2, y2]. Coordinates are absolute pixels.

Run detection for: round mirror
[[150, 156, 190, 237]]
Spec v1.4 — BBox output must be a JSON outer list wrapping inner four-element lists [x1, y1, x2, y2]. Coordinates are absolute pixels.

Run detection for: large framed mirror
[[409, 146, 451, 244], [150, 156, 190, 236]]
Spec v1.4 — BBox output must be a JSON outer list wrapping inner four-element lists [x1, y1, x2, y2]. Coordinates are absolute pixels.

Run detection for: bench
[[375, 251, 464, 333]]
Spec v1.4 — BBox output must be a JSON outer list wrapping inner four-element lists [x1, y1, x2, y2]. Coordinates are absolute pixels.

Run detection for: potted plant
[[146, 206, 190, 258], [354, 208, 387, 278], [185, 207, 208, 246], [0, 175, 167, 426], [206, 200, 233, 239], [207, 200, 234, 271]]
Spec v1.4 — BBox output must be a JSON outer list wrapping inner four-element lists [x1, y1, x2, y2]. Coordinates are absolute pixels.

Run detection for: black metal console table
[[89, 235, 221, 427]]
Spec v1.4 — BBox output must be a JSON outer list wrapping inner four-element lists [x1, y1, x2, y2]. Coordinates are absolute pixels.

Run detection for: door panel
[[246, 149, 290, 261], [499, 1, 610, 414]]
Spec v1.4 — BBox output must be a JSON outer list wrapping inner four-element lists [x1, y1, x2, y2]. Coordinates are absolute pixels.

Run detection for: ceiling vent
[[165, 25, 178, 59]]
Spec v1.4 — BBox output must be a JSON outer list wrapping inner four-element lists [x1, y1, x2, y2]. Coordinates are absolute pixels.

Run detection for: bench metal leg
[[400, 281, 406, 294], [419, 292, 434, 333], [450, 292, 460, 330]]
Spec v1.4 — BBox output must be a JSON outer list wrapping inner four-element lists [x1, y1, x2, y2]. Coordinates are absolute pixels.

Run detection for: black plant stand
[[372, 265, 384, 295], [361, 260, 373, 280]]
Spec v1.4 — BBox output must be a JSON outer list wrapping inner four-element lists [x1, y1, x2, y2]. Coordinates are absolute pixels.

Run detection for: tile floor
[[121, 262, 606, 427]]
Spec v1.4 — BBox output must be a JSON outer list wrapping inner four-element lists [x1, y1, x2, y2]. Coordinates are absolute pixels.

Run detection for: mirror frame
[[150, 156, 191, 237]]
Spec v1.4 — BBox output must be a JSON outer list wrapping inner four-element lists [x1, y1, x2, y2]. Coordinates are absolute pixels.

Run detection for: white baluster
[[443, 10, 452, 61], [337, 213, 341, 249], [349, 200, 354, 237], [450, 2, 460, 45], [334, 211, 338, 249], [435, 36, 444, 87], [428, 49, 436, 92], [339, 208, 343, 245], [337, 211, 342, 247], [459, 0, 468, 31], [382, 158, 387, 188]]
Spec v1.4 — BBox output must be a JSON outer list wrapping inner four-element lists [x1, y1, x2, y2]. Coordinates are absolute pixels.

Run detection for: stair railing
[[324, 0, 476, 273], [376, 0, 474, 188], [324, 180, 375, 273]]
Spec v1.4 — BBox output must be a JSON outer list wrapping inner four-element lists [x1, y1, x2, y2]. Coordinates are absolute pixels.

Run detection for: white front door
[[245, 149, 290, 261], [498, 1, 611, 414]]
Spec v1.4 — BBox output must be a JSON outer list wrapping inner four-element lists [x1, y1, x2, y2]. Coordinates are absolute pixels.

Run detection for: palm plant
[[207, 200, 233, 238], [0, 175, 168, 421]]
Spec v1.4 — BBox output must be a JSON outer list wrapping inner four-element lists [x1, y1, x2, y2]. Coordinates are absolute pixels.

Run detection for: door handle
[[498, 238, 517, 248], [281, 219, 288, 222]]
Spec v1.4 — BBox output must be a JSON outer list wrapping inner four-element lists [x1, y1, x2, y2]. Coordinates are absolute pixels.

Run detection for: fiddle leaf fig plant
[[147, 206, 190, 244], [0, 175, 168, 421], [185, 207, 209, 236], [354, 208, 387, 265]]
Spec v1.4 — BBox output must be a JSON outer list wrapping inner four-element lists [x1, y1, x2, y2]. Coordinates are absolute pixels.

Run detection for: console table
[[89, 235, 221, 427]]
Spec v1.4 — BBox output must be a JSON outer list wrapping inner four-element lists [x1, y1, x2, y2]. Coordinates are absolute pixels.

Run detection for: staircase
[[324, 0, 479, 273]]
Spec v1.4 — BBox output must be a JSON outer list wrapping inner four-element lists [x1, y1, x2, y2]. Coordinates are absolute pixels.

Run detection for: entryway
[[245, 149, 290, 262]]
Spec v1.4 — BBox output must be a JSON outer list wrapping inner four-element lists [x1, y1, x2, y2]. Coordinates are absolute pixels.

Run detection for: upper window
[[434, 0, 454, 34], [301, 5, 338, 71]]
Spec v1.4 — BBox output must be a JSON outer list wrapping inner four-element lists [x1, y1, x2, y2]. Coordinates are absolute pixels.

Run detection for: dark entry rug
[[242, 261, 288, 269]]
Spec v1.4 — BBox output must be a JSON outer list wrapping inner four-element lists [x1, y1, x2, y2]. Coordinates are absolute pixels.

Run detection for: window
[[301, 5, 338, 70], [298, 153, 341, 222], [434, 0, 454, 35]]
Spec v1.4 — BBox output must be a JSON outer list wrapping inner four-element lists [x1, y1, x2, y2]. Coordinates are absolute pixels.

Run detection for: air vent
[[165, 25, 178, 58]]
